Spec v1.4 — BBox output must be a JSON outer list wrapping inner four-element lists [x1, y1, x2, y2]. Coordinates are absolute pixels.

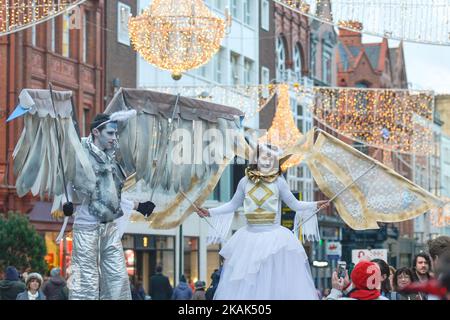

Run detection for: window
[[82, 13, 87, 63], [231, 0, 240, 20], [230, 52, 240, 85], [213, 0, 225, 10], [62, 13, 71, 57], [310, 40, 317, 77], [353, 142, 369, 155], [50, 18, 56, 52], [294, 44, 302, 81], [286, 94, 313, 195], [118, 2, 131, 46], [184, 237, 200, 285], [276, 36, 286, 81], [261, 67, 270, 84], [199, 62, 210, 79], [82, 108, 90, 137], [244, 58, 253, 84], [243, 0, 251, 25], [444, 148, 450, 163], [261, 0, 269, 31], [355, 81, 369, 88], [213, 48, 224, 83], [31, 25, 37, 46], [261, 67, 270, 98], [207, 243, 221, 287], [322, 47, 332, 84]]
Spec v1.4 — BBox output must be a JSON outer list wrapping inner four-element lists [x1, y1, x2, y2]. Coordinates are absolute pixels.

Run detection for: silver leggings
[[68, 222, 131, 300]]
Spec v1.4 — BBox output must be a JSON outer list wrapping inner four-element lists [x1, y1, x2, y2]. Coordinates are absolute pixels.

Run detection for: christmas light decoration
[[129, 0, 229, 80], [142, 84, 435, 156], [264, 84, 304, 169], [308, 87, 434, 155], [0, 0, 86, 36], [430, 198, 450, 227], [275, 0, 450, 46]]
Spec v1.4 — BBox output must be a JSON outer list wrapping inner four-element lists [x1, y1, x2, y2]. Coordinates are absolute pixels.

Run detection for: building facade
[[0, 0, 105, 273], [104, 0, 137, 106]]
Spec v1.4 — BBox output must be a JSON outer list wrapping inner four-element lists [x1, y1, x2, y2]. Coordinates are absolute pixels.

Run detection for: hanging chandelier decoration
[[129, 0, 230, 80], [0, 0, 86, 36], [275, 0, 450, 46]]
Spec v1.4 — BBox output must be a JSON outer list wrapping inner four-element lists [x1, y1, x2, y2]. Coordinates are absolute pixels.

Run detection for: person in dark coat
[[205, 267, 221, 300], [171, 275, 193, 300], [131, 279, 147, 300], [150, 265, 173, 300], [42, 267, 68, 300], [16, 273, 46, 300], [0, 266, 26, 300], [192, 281, 206, 300]]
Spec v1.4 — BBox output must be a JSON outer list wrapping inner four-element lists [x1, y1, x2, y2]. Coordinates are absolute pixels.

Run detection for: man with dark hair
[[412, 252, 432, 283], [427, 236, 450, 273], [64, 112, 155, 300], [150, 265, 173, 300]]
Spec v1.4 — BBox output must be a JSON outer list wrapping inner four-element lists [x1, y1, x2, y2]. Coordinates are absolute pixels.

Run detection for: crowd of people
[[320, 236, 450, 300], [128, 265, 216, 301], [1, 235, 449, 301], [0, 266, 68, 300]]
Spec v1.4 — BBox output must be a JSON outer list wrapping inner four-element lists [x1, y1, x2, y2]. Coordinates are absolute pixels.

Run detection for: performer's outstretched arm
[[206, 177, 247, 216], [277, 176, 318, 211], [201, 177, 247, 244]]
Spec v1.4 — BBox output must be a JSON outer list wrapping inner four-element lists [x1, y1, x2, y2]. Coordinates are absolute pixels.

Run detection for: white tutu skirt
[[214, 224, 319, 300]]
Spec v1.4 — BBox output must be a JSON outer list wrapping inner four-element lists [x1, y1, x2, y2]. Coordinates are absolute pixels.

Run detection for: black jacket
[[150, 273, 173, 300], [0, 280, 26, 300], [42, 276, 68, 300]]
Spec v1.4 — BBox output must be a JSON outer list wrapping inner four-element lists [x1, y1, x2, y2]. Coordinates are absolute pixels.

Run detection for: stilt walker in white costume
[[196, 144, 329, 300]]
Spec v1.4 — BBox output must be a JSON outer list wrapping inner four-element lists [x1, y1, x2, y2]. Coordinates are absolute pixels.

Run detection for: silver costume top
[[76, 137, 126, 223]]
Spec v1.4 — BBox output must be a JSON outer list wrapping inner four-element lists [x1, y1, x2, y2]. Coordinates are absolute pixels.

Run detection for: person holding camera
[[325, 260, 388, 300]]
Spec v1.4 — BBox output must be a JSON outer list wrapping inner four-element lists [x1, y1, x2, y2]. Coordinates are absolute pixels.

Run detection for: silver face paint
[[94, 122, 118, 151]]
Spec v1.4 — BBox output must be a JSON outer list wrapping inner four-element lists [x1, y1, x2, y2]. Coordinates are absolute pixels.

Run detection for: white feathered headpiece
[[94, 109, 137, 130]]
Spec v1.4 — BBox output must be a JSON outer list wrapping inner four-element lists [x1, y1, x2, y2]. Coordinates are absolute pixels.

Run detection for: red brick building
[[336, 22, 407, 89], [0, 1, 106, 274], [274, 1, 310, 82], [0, 0, 105, 222]]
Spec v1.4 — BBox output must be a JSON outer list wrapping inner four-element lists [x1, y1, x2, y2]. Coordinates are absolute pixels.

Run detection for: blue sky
[[403, 42, 450, 94], [362, 37, 450, 94]]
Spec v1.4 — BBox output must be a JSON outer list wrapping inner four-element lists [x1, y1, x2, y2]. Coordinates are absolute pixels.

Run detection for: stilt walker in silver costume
[[63, 113, 155, 300]]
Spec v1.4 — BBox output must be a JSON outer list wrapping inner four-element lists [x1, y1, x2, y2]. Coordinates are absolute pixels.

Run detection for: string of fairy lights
[[145, 83, 435, 156], [0, 0, 86, 36], [275, 0, 450, 46]]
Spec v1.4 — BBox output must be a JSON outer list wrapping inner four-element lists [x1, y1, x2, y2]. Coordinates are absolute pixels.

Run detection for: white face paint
[[93, 122, 118, 151], [257, 146, 279, 174]]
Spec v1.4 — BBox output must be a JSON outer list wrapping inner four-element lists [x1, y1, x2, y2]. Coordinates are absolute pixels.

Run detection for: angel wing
[[12, 89, 96, 213], [105, 88, 248, 229], [288, 128, 443, 230]]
